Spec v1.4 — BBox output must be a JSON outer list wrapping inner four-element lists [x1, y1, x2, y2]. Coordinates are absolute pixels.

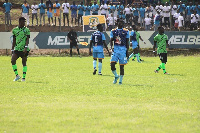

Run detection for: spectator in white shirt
[[171, 2, 178, 27], [145, 4, 153, 18], [100, 1, 108, 17], [190, 11, 199, 31], [62, 0, 70, 26], [31, 2, 38, 26], [124, 4, 132, 25], [155, 2, 163, 14], [144, 14, 152, 30], [107, 13, 117, 31], [178, 12, 184, 31], [155, 2, 163, 26], [173, 10, 180, 30], [163, 2, 170, 28], [152, 4, 157, 18]]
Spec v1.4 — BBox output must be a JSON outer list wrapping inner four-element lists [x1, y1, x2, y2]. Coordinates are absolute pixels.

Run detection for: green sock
[[12, 64, 18, 76], [161, 63, 166, 73], [132, 54, 136, 60], [156, 63, 162, 71], [138, 53, 141, 60], [23, 66, 27, 79]]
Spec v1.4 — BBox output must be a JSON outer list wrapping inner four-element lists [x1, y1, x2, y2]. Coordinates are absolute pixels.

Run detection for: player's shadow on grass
[[169, 74, 185, 76], [101, 75, 113, 77], [27, 81, 49, 84], [125, 84, 153, 87]]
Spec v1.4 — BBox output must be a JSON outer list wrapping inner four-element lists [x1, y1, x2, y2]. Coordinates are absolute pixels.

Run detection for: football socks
[[156, 63, 162, 71], [128, 53, 134, 61], [98, 62, 102, 73], [132, 54, 136, 60], [138, 53, 141, 60], [119, 75, 124, 83], [161, 63, 167, 73], [135, 54, 140, 62], [23, 66, 27, 79], [12, 64, 18, 76], [112, 70, 118, 77], [93, 60, 97, 69], [156, 63, 166, 73]]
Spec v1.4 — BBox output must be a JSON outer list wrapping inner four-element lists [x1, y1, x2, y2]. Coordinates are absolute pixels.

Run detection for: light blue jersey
[[78, 5, 85, 15], [132, 8, 139, 16], [109, 5, 115, 14], [85, 6, 91, 15], [130, 31, 138, 49], [139, 7, 145, 18], [178, 4, 186, 13], [117, 5, 124, 15], [71, 5, 77, 15], [90, 31, 106, 59], [91, 4, 99, 14], [3, 2, 12, 13], [90, 31, 106, 52], [110, 28, 129, 65], [22, 4, 29, 13], [39, 3, 46, 14]]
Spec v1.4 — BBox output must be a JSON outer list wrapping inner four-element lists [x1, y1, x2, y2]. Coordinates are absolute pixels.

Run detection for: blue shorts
[[110, 52, 127, 65], [47, 12, 53, 18], [93, 52, 104, 59], [132, 41, 138, 49]]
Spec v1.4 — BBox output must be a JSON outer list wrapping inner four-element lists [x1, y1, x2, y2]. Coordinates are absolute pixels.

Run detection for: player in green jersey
[[11, 17, 30, 81], [153, 26, 169, 75]]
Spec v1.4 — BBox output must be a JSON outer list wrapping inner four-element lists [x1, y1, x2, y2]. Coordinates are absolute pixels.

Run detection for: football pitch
[[0, 55, 200, 132]]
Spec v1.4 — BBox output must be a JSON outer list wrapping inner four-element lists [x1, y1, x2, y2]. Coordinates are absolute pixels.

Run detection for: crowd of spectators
[[2, 0, 200, 31]]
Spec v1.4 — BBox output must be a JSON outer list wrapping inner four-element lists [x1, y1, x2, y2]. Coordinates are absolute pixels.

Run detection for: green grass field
[[0, 55, 200, 132]]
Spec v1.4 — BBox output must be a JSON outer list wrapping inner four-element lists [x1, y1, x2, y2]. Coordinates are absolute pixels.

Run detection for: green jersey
[[135, 31, 140, 43], [154, 33, 168, 54], [12, 26, 30, 51]]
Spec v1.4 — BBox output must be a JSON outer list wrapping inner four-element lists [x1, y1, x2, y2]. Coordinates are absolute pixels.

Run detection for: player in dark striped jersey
[[153, 26, 170, 74], [89, 24, 110, 75], [110, 20, 130, 85]]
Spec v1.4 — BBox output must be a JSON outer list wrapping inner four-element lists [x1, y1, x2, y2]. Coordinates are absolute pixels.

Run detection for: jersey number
[[95, 36, 98, 42]]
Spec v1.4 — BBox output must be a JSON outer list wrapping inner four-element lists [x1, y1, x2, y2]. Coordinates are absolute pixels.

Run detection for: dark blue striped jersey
[[90, 31, 106, 52], [110, 28, 129, 52]]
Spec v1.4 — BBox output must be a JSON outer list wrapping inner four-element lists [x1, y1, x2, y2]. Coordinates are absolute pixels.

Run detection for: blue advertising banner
[[33, 32, 110, 49]]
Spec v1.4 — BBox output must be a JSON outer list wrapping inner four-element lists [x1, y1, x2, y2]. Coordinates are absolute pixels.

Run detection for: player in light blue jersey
[[110, 20, 129, 85], [128, 25, 146, 63], [89, 24, 110, 75]]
